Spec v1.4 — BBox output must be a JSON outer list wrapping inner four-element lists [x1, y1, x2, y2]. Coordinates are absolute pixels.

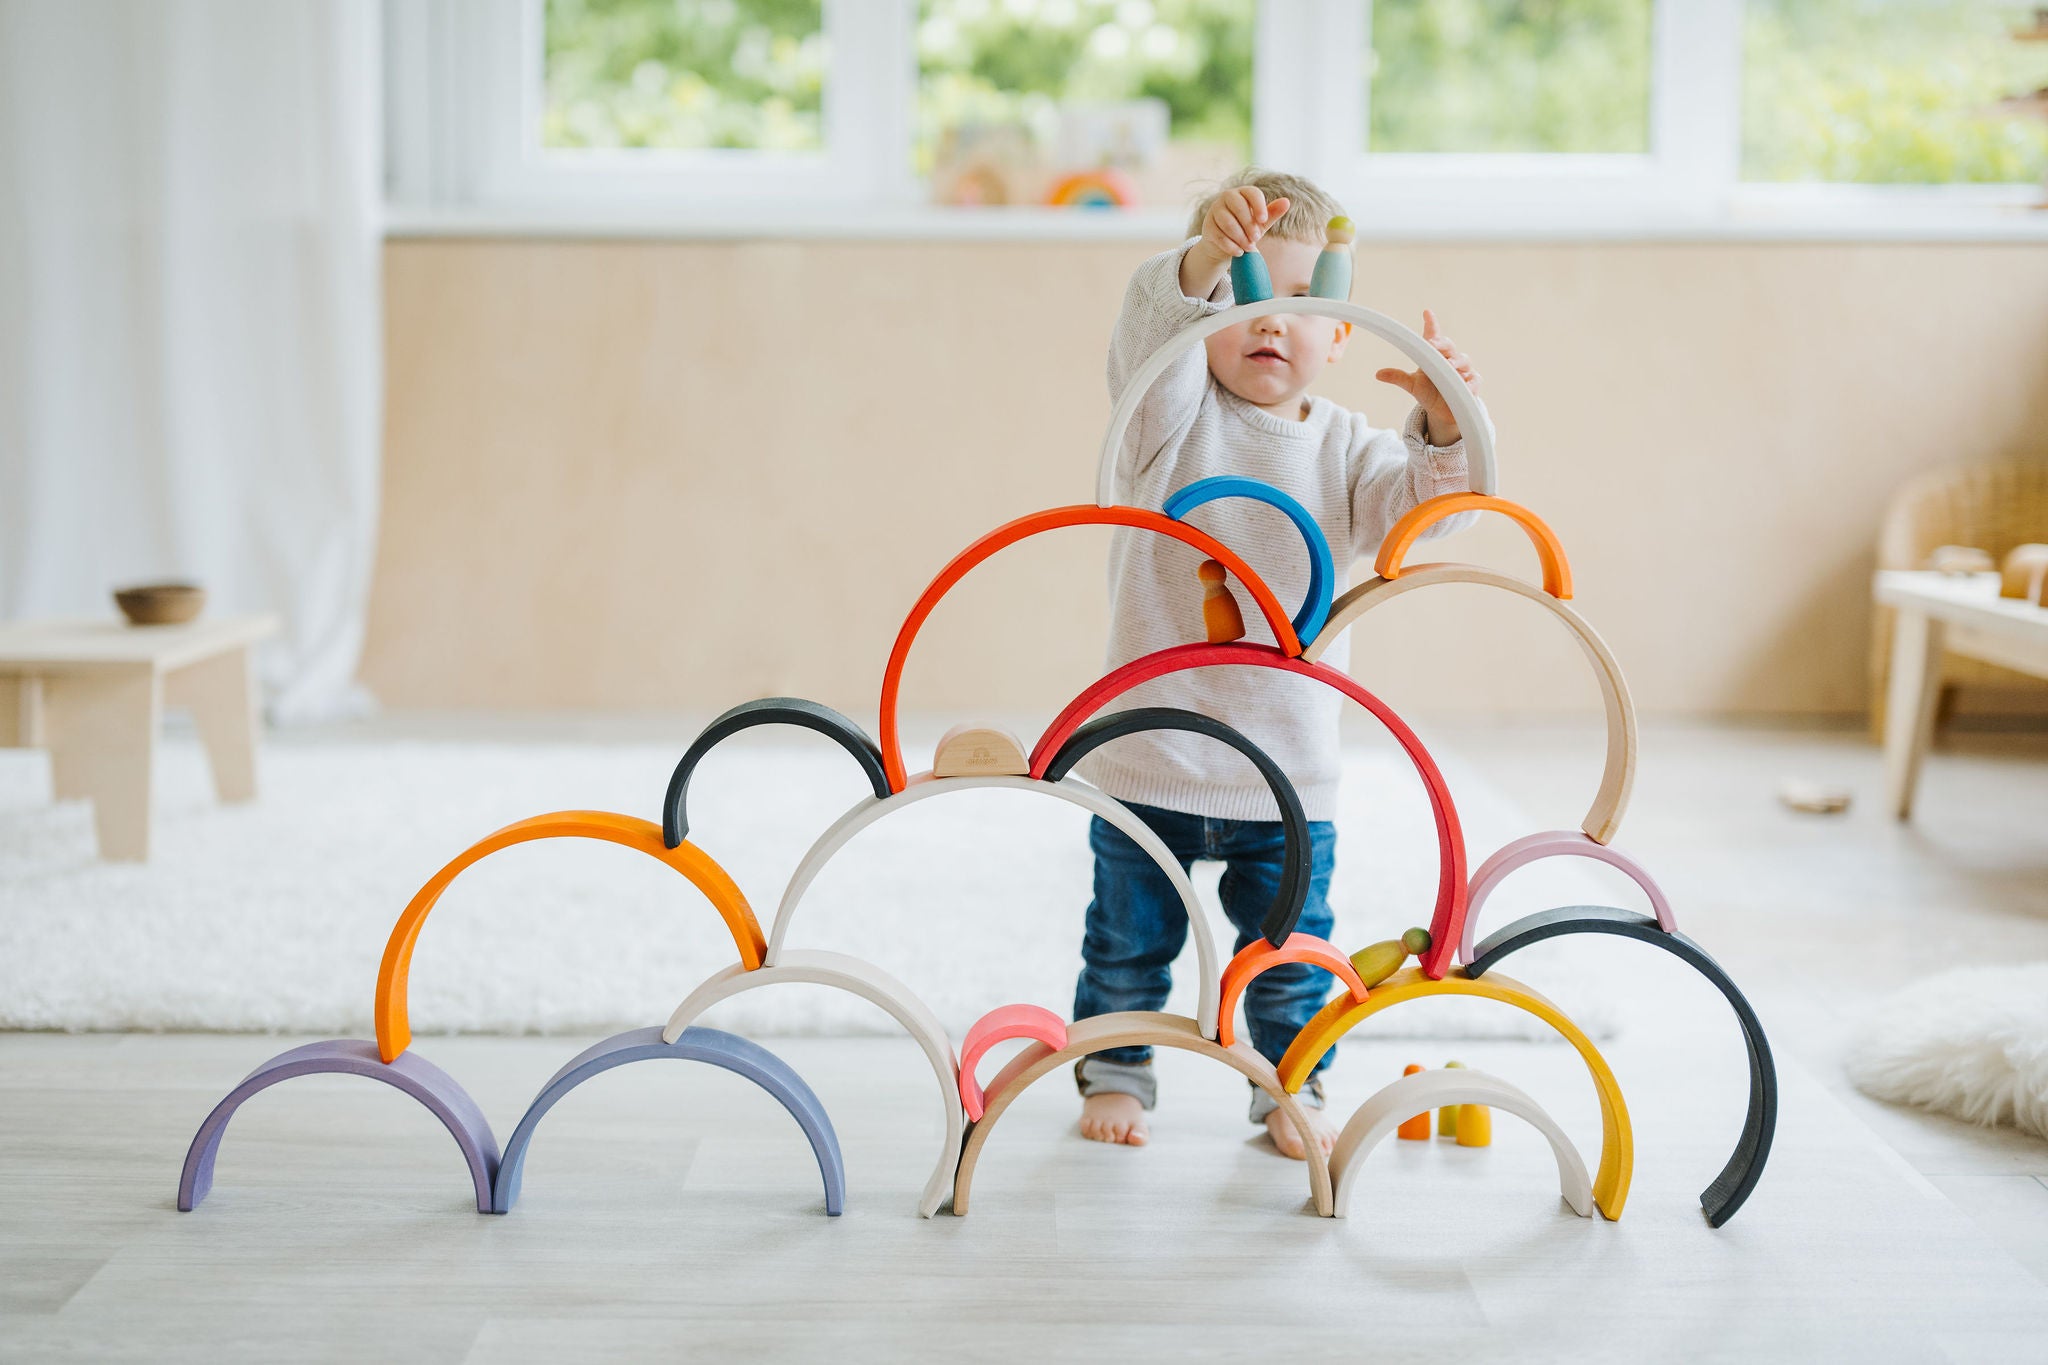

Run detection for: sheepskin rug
[[0, 728, 1631, 1041], [1846, 963, 2048, 1140]]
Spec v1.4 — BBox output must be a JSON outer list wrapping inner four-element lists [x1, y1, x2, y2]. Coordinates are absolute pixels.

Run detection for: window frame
[[382, 0, 2048, 242]]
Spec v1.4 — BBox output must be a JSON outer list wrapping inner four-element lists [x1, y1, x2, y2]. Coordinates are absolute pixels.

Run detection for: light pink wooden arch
[[958, 1004, 1068, 1121], [1459, 830, 1677, 966]]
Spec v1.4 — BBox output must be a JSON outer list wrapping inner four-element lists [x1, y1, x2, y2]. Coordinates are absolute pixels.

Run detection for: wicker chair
[[1870, 460, 2048, 734]]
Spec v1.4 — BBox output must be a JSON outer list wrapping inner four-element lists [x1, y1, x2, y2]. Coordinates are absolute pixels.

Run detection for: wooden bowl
[[113, 582, 205, 626]]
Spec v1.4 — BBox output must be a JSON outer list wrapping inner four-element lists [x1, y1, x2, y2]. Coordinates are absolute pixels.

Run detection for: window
[[541, 0, 827, 153], [1741, 0, 2048, 184], [1367, 0, 1654, 156], [383, 0, 2048, 238], [916, 0, 1252, 208]]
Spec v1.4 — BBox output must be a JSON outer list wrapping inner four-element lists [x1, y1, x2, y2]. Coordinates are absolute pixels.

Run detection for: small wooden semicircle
[[1374, 494, 1572, 600]]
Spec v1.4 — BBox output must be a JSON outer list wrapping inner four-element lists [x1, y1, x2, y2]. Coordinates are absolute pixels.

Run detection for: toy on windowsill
[[173, 248, 1774, 1233]]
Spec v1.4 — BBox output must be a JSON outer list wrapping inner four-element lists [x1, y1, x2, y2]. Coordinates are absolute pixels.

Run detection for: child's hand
[[1200, 186, 1290, 259], [1180, 188, 1291, 299], [1375, 310, 1481, 446]]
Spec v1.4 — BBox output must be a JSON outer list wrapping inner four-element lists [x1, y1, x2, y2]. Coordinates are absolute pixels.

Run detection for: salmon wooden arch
[[1277, 965, 1632, 1220], [1027, 641, 1468, 980], [663, 948, 962, 1218], [374, 811, 765, 1063], [877, 505, 1302, 792], [1375, 494, 1572, 599], [957, 1004, 1068, 1122], [952, 1011, 1336, 1217], [1096, 299, 1498, 506], [1303, 563, 1636, 843], [1214, 934, 1371, 1050], [766, 773, 1227, 1038]]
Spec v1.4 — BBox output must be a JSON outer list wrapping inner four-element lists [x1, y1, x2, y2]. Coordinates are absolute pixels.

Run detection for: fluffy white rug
[[0, 726, 1629, 1041], [1846, 963, 2048, 1139]]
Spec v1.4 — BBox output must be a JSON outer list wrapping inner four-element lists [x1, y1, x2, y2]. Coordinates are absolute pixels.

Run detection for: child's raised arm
[[1350, 310, 1489, 556], [1106, 188, 1291, 499]]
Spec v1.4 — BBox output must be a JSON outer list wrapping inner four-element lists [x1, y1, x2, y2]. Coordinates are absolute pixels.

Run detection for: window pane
[[1742, 1, 2048, 184], [1368, 0, 1653, 154], [917, 0, 1252, 208], [541, 0, 826, 152]]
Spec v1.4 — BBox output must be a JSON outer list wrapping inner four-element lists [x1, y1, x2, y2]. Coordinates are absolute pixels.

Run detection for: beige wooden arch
[[952, 1011, 1335, 1217], [1304, 564, 1637, 845]]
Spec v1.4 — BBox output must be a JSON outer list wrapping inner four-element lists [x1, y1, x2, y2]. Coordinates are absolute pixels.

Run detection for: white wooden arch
[[1330, 1065, 1595, 1219], [1304, 564, 1637, 845], [1096, 299, 1497, 508], [767, 774, 1225, 1039], [663, 948, 962, 1219]]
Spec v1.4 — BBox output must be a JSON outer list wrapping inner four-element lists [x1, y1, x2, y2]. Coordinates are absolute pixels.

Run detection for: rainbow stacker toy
[[179, 247, 1776, 1231]]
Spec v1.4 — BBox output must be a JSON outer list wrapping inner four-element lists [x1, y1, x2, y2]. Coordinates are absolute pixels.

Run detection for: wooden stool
[[0, 614, 277, 859]]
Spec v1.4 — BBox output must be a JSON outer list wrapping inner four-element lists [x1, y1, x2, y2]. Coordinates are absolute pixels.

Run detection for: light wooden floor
[[3, 718, 2046, 1363]]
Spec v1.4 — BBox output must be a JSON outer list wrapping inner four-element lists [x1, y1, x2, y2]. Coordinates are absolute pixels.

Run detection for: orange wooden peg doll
[[1197, 559, 1245, 643], [1397, 1065, 1432, 1140]]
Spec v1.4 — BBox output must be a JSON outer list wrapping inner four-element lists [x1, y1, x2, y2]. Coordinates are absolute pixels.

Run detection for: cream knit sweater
[[1074, 239, 1480, 822]]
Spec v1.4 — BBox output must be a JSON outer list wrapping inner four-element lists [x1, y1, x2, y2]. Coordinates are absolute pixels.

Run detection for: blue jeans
[[1074, 801, 1338, 1116]]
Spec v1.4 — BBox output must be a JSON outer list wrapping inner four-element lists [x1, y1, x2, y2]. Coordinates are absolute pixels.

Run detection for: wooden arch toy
[[178, 1040, 499, 1213], [765, 774, 1229, 1039], [877, 505, 1304, 792], [1303, 564, 1635, 844], [957, 1004, 1068, 1122], [490, 1026, 844, 1217], [1040, 706, 1311, 946], [1215, 935, 1372, 1050], [1278, 966, 1632, 1219], [663, 948, 963, 1218], [1097, 300, 1498, 505], [374, 810, 765, 1063], [1330, 1065, 1595, 1219], [1374, 493, 1572, 599], [1459, 830, 1675, 966], [1467, 906, 1775, 1228], [663, 697, 890, 848], [1162, 476, 1337, 644], [1027, 641, 1468, 979], [952, 1011, 1336, 1217]]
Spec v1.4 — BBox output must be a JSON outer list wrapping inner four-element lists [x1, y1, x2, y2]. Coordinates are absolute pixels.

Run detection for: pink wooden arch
[[958, 1003, 1070, 1121], [1459, 830, 1677, 965]]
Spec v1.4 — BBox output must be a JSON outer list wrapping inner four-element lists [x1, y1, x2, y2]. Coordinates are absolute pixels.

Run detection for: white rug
[[1847, 962, 2048, 1140], [0, 726, 1630, 1041]]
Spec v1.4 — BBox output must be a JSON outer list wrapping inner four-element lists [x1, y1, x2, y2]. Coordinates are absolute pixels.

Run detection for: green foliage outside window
[[915, 0, 1253, 174], [542, 0, 825, 151], [1367, 0, 1654, 155], [1742, 0, 2048, 184]]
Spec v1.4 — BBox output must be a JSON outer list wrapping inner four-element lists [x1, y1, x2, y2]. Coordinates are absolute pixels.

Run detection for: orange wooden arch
[[1374, 493, 1573, 599], [374, 811, 766, 1062], [877, 505, 1302, 791], [1214, 934, 1372, 1049]]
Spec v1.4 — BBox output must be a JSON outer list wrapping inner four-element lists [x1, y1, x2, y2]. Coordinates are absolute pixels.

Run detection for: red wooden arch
[[877, 506, 1302, 792], [1027, 642, 1468, 979]]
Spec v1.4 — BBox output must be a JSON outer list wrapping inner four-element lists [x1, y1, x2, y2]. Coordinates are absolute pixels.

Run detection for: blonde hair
[[1187, 167, 1348, 243]]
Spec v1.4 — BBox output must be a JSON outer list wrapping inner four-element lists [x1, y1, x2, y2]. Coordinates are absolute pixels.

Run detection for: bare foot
[[1079, 1092, 1150, 1146], [1264, 1105, 1338, 1160]]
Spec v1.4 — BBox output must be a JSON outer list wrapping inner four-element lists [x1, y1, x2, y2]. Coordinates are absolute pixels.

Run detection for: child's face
[[1203, 235, 1350, 413]]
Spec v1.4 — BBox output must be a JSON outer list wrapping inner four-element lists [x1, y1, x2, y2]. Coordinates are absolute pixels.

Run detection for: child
[[1072, 168, 1484, 1159]]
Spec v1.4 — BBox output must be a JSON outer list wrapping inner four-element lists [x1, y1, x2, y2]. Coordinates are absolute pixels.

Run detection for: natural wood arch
[[952, 1011, 1335, 1217], [1375, 495, 1572, 599], [1278, 966, 1633, 1220], [1027, 642, 1468, 980], [1331, 1065, 1595, 1219], [877, 505, 1302, 791], [766, 773, 1227, 1039], [374, 811, 764, 1063], [663, 948, 963, 1219], [1097, 299, 1497, 505], [1303, 563, 1635, 843]]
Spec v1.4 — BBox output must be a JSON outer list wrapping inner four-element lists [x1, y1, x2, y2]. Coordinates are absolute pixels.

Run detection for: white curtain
[[0, 0, 381, 721]]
